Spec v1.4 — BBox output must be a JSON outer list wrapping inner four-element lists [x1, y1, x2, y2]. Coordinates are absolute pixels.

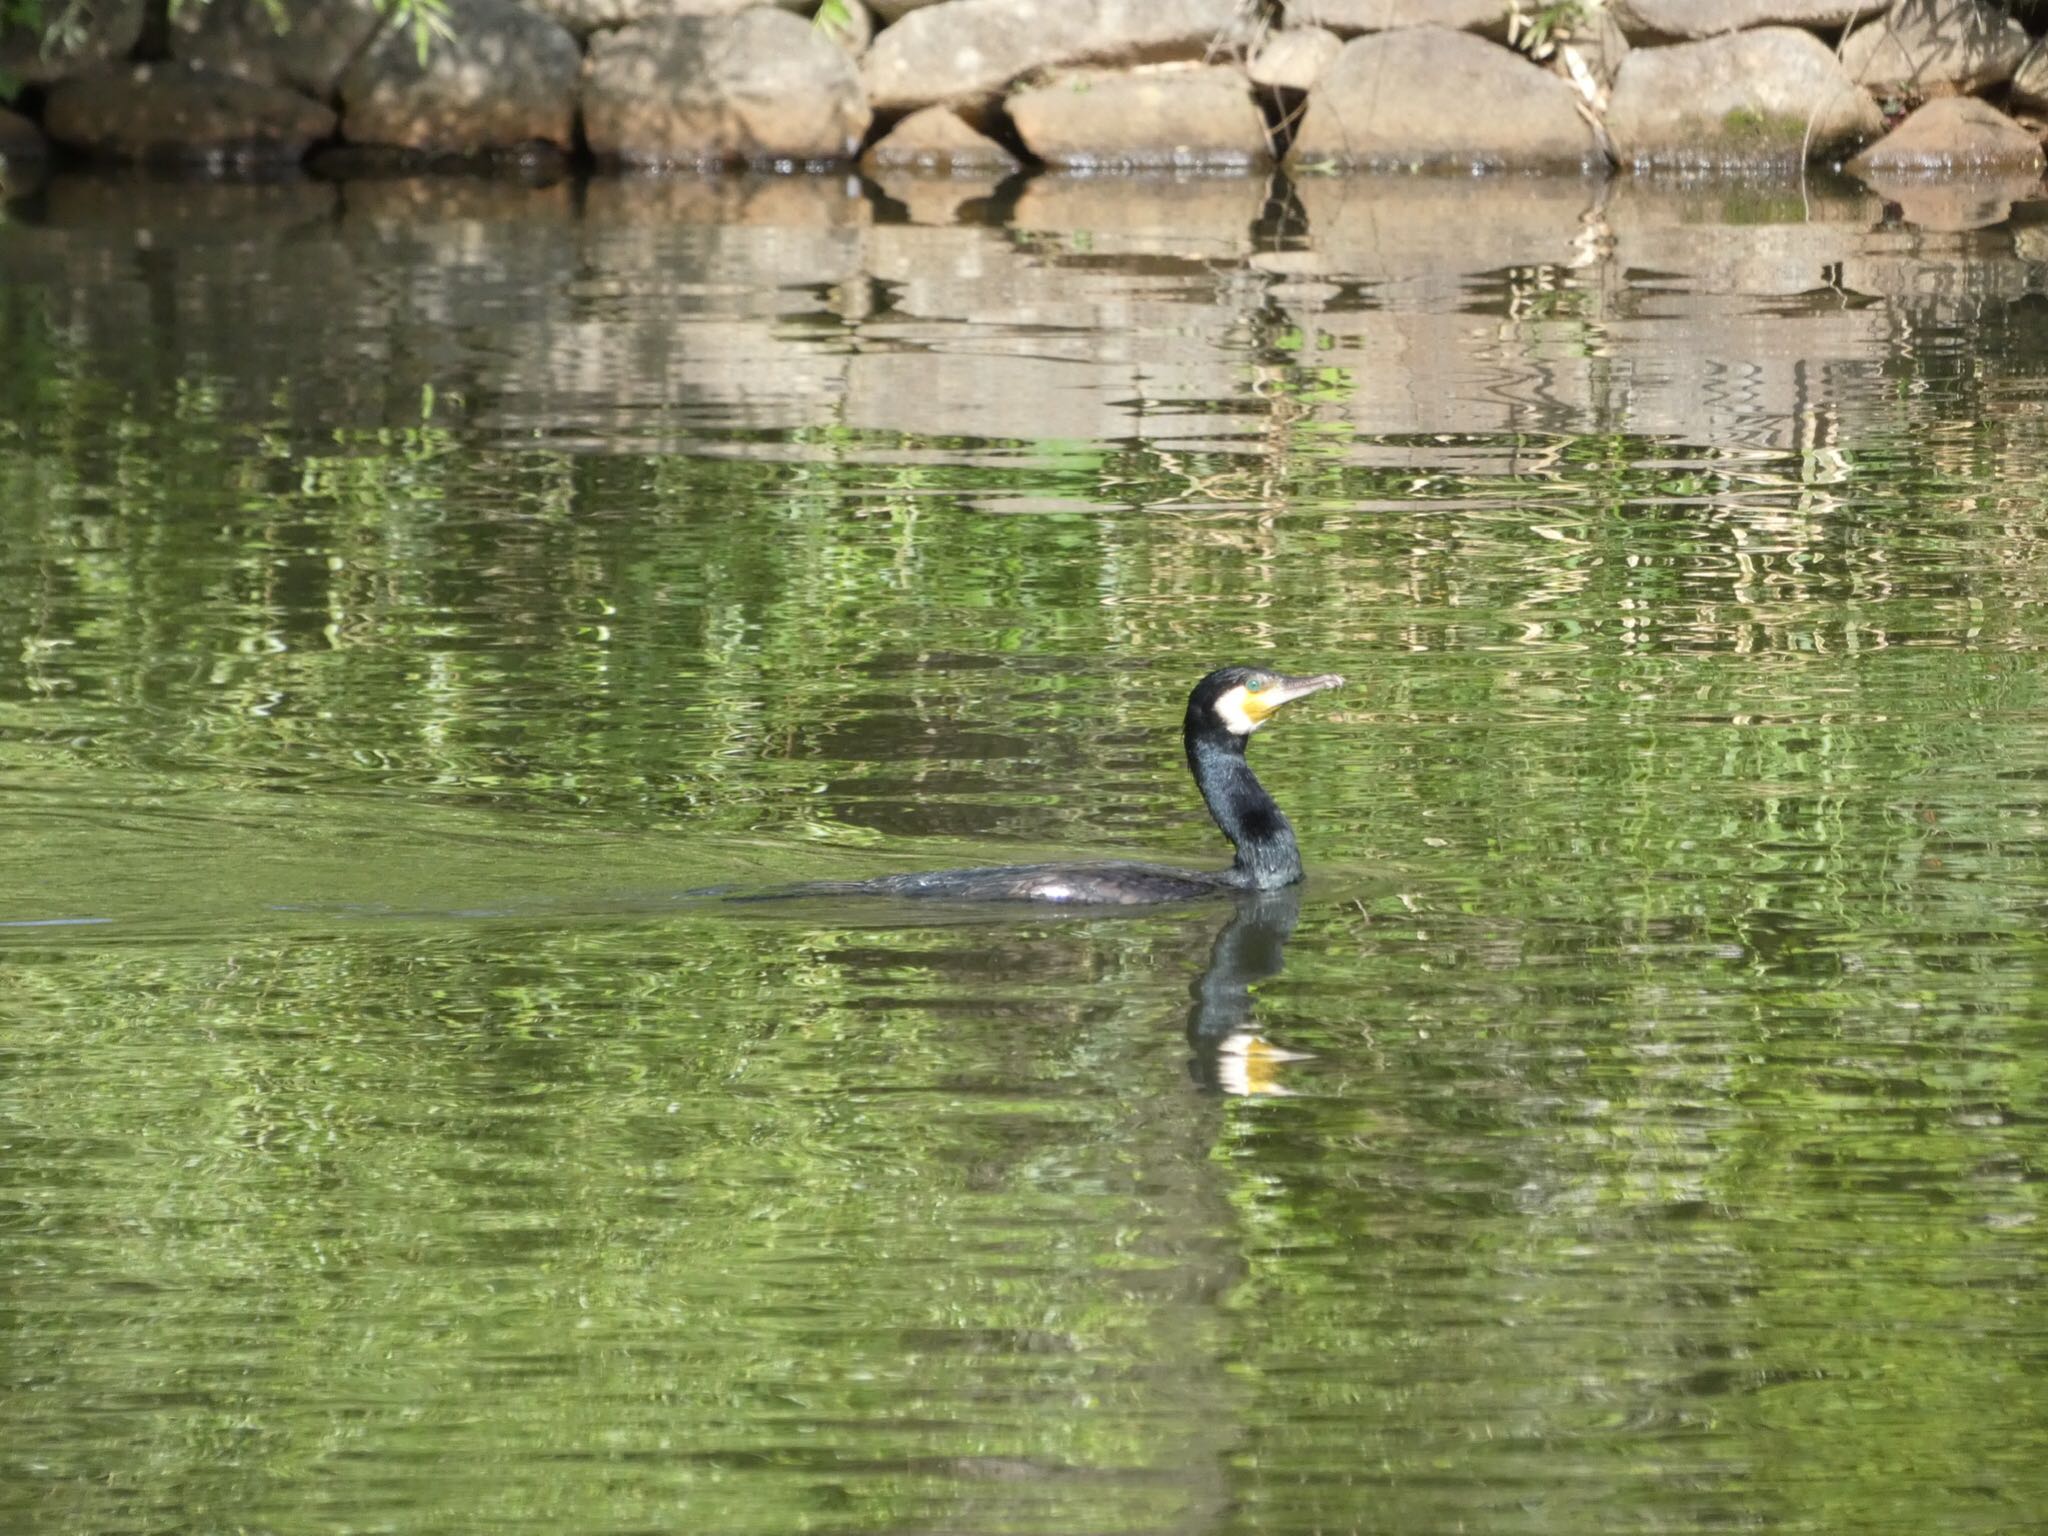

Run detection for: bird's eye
[[1244, 678, 1267, 694]]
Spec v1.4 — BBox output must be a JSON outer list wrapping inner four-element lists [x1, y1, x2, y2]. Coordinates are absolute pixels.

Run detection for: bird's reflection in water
[[1186, 886, 1312, 1096]]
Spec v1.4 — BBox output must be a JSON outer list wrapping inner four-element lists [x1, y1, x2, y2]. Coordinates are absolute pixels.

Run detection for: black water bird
[[835, 666, 1345, 905]]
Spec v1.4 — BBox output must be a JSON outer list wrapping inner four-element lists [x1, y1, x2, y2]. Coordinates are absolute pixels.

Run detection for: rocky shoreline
[[1, 0, 2046, 182]]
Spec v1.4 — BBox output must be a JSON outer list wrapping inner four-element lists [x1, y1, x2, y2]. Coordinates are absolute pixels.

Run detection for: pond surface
[[4, 168, 2048, 1535]]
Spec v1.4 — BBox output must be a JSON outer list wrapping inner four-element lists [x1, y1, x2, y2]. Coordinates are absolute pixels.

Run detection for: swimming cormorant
[[838, 666, 1344, 905]]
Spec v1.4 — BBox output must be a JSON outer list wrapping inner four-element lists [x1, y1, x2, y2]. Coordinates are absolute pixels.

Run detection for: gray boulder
[[861, 104, 1019, 171], [1849, 96, 2043, 170], [529, 0, 798, 36], [1289, 28, 1599, 170], [44, 61, 335, 163], [1841, 0, 2029, 97], [583, 9, 870, 166], [1248, 27, 1342, 91], [1550, 5, 1628, 91], [1606, 27, 1884, 167], [2012, 38, 2048, 114], [340, 0, 579, 152], [1611, 0, 1884, 39], [1284, 0, 1511, 37], [0, 104, 48, 162], [1010, 65, 1270, 169], [863, 0, 1245, 115], [0, 0, 144, 85], [171, 0, 385, 98]]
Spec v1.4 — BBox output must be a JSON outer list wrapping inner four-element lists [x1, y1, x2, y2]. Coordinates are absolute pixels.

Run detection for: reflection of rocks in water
[[866, 171, 1012, 229], [1860, 170, 2039, 234], [24, 159, 2044, 518], [1187, 888, 1311, 1097]]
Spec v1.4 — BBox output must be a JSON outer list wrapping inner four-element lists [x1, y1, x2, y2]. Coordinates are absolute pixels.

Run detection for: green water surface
[[3, 171, 2046, 1534]]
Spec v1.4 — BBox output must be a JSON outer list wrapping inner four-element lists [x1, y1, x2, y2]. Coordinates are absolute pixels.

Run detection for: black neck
[[1183, 722, 1302, 891]]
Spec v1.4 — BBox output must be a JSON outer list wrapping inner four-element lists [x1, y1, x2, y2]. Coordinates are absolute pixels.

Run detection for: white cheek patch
[[1215, 685, 1260, 735]]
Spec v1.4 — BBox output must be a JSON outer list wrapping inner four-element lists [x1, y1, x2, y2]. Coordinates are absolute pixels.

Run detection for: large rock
[[1605, 28, 1884, 167], [860, 104, 1019, 171], [863, 0, 1244, 114], [1289, 29, 1598, 170], [0, 103, 47, 162], [0, 0, 144, 85], [583, 9, 869, 166], [1009, 64, 1269, 169], [340, 0, 578, 153], [1840, 0, 2030, 97], [2013, 38, 2048, 114], [1849, 96, 2044, 170], [529, 0, 795, 35], [1247, 27, 1342, 91], [171, 0, 384, 98], [44, 62, 336, 163], [1284, 0, 1511, 37], [1611, 0, 1884, 39], [1551, 5, 1629, 91]]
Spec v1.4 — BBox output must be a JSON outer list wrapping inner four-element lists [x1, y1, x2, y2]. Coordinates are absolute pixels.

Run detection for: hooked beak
[[1243, 672, 1345, 724]]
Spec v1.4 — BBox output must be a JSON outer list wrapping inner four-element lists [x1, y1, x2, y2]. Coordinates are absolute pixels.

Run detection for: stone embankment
[[1, 0, 2046, 180]]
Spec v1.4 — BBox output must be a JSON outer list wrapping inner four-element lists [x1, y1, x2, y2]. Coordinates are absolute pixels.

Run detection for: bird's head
[[1186, 666, 1345, 739]]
